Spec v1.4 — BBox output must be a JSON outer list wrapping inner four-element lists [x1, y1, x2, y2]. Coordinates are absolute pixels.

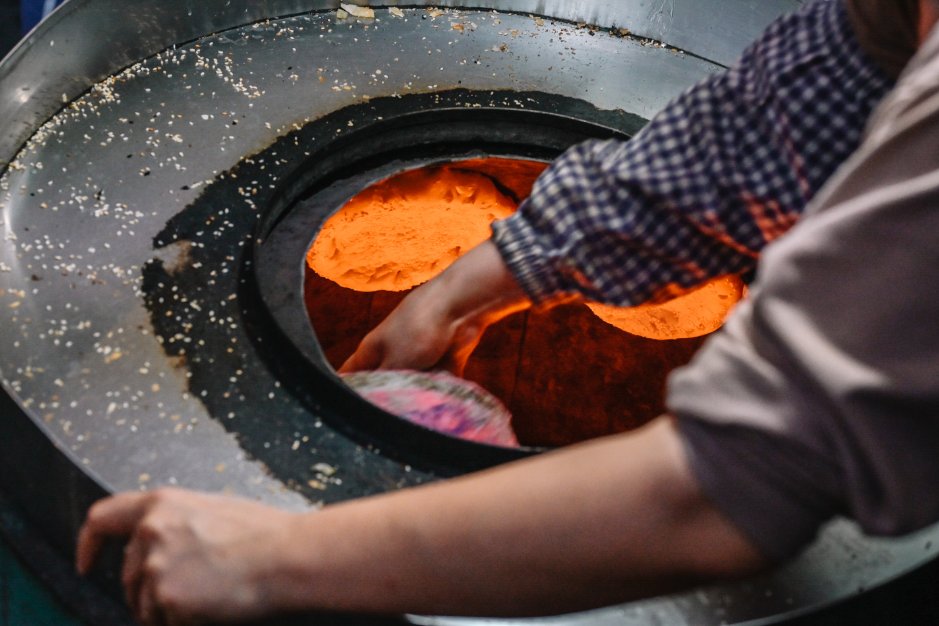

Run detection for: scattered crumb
[[340, 3, 375, 19], [104, 350, 123, 363], [313, 462, 337, 477]]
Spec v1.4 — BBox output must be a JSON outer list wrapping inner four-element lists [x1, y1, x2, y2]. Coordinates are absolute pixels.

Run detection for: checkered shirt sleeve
[[491, 0, 893, 307]]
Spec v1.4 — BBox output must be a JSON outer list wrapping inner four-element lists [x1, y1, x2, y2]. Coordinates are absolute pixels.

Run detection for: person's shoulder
[[748, 0, 847, 69], [737, 0, 888, 96]]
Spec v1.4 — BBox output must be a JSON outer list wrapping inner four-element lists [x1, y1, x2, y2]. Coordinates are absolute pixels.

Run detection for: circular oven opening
[[254, 99, 740, 468], [302, 158, 743, 449]]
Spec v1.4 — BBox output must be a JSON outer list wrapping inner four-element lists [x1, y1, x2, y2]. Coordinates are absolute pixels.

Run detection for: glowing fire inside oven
[[302, 157, 746, 447], [306, 160, 743, 341]]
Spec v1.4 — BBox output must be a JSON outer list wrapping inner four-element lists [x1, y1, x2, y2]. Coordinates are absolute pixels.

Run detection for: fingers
[[76, 492, 151, 575], [437, 321, 485, 376], [78, 489, 214, 626], [138, 573, 180, 626], [339, 323, 388, 374], [138, 574, 166, 626], [339, 344, 378, 373], [122, 528, 149, 616], [75, 524, 102, 576], [438, 347, 469, 377]]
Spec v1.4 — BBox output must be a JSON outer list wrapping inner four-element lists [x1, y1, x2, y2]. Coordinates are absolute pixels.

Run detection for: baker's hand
[[340, 240, 531, 375], [77, 488, 297, 626], [339, 278, 485, 375]]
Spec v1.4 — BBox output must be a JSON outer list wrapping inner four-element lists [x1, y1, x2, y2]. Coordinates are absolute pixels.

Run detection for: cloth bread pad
[[341, 369, 519, 447]]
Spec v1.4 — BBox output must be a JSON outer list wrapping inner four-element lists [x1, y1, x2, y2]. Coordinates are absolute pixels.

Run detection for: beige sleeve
[[670, 23, 939, 559]]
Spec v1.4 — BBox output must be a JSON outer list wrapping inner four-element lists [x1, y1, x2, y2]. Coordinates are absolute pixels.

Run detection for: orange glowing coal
[[306, 158, 743, 339], [586, 275, 745, 340], [307, 165, 516, 292]]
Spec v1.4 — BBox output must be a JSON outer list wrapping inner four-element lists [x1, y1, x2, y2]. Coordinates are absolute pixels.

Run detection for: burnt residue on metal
[[141, 89, 644, 489]]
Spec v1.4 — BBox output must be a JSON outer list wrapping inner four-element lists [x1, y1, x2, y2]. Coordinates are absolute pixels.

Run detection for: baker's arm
[[340, 240, 532, 374], [342, 0, 891, 374], [493, 0, 891, 309], [668, 23, 939, 558], [77, 417, 767, 625]]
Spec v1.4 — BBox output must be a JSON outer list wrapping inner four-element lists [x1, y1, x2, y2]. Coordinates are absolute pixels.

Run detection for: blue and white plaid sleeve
[[491, 0, 893, 307]]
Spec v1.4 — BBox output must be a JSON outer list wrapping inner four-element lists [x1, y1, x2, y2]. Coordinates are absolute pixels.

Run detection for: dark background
[[0, 0, 19, 57], [0, 6, 84, 626], [1, 11, 77, 616]]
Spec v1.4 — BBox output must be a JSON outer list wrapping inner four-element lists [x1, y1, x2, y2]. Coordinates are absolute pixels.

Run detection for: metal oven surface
[[2, 2, 937, 625]]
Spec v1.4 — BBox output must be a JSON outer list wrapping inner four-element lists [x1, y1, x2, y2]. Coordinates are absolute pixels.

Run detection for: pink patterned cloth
[[341, 370, 519, 448]]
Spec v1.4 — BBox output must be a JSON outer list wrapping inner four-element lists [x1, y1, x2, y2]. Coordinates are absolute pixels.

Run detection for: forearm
[[268, 418, 767, 617], [75, 419, 768, 621], [493, 0, 892, 309], [427, 238, 533, 330], [340, 240, 534, 373]]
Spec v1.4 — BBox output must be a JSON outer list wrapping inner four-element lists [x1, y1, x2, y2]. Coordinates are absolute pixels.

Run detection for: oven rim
[[252, 99, 637, 473]]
